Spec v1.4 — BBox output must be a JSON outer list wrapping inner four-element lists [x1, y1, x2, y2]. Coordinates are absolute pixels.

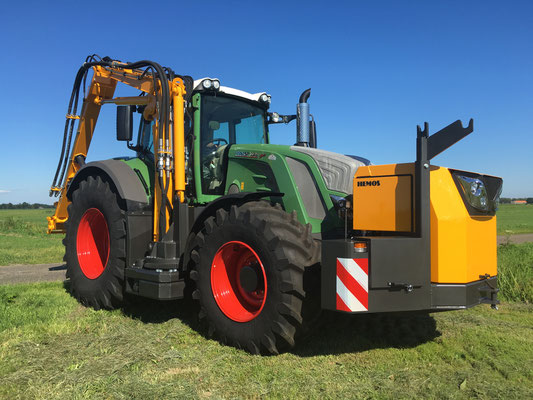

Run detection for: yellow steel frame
[[48, 64, 186, 242]]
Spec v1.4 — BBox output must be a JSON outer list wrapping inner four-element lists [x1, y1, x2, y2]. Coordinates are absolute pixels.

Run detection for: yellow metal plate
[[353, 164, 414, 232]]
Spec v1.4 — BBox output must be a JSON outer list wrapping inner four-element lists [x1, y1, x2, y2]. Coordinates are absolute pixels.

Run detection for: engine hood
[[290, 146, 366, 194]]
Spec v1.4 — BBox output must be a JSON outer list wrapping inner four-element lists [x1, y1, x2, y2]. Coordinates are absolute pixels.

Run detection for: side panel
[[224, 144, 343, 234], [430, 167, 497, 283], [353, 163, 415, 232]]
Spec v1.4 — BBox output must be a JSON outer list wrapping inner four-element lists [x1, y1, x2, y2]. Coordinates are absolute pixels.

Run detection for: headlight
[[202, 79, 213, 89], [457, 175, 489, 211], [212, 80, 220, 90], [260, 93, 270, 104]]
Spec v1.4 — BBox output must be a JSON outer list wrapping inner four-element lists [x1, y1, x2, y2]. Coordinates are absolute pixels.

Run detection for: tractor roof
[[193, 78, 271, 105]]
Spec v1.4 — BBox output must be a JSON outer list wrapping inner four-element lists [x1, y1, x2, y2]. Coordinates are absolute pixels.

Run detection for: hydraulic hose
[[51, 63, 96, 193], [51, 56, 177, 239], [126, 60, 173, 236]]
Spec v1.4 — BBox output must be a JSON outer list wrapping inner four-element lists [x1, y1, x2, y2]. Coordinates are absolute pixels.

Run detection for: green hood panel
[[225, 144, 345, 234]]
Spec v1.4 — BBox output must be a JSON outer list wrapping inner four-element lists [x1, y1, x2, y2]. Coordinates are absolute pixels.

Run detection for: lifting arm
[[48, 57, 187, 242]]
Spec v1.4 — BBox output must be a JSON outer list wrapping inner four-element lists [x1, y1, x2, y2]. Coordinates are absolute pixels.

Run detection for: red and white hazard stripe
[[336, 257, 369, 312]]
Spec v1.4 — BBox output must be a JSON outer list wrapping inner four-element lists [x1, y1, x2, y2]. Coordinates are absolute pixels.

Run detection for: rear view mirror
[[117, 105, 134, 141]]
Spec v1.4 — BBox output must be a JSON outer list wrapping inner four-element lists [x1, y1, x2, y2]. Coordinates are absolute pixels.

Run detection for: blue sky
[[0, 0, 531, 204]]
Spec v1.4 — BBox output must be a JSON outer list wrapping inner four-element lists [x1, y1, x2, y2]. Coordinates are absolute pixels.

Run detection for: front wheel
[[189, 201, 320, 354], [63, 176, 126, 310]]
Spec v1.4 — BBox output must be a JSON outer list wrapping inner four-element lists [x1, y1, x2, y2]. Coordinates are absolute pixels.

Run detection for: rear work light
[[457, 175, 489, 211], [451, 170, 503, 215]]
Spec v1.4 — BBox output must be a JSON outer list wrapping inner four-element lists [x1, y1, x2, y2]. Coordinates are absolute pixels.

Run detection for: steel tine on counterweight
[[417, 122, 429, 138]]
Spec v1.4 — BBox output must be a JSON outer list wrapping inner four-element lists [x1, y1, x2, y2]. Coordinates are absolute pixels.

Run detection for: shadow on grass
[[62, 280, 439, 356], [292, 311, 440, 356], [49, 264, 67, 271], [62, 280, 199, 326], [122, 295, 199, 326]]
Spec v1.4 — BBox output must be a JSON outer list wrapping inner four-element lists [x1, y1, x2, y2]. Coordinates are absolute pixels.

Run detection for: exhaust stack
[[296, 88, 311, 147]]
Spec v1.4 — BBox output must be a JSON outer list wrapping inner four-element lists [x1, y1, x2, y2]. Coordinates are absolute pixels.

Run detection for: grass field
[[498, 242, 533, 303], [0, 281, 531, 399], [496, 204, 533, 235], [0, 209, 63, 265], [0, 209, 532, 398]]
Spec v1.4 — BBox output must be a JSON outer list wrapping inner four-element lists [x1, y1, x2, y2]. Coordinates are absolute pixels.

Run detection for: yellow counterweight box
[[353, 164, 497, 284]]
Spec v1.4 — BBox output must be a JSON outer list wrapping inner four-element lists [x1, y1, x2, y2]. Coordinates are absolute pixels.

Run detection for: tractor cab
[[189, 79, 273, 200], [130, 78, 273, 201]]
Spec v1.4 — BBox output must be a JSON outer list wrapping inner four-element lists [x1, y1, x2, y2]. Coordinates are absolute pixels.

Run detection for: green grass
[[497, 204, 533, 235], [497, 242, 533, 303], [0, 282, 532, 399], [0, 210, 63, 265]]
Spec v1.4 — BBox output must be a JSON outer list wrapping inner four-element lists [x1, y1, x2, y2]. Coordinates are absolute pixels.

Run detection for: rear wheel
[[189, 201, 320, 354], [64, 176, 126, 310]]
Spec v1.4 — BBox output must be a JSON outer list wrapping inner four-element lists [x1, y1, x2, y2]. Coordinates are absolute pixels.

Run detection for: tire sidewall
[[65, 179, 124, 300], [196, 214, 289, 345]]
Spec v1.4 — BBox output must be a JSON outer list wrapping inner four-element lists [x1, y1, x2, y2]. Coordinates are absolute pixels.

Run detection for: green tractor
[[49, 57, 502, 354]]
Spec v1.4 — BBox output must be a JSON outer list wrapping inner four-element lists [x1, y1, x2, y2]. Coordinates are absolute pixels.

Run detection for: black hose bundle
[[50, 56, 106, 194], [50, 56, 178, 238]]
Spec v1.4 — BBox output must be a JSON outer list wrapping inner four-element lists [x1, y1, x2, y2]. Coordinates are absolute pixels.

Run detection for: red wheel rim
[[211, 241, 267, 322], [76, 208, 110, 279]]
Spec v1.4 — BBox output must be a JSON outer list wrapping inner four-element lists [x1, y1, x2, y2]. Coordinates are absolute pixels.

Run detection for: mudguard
[[66, 159, 149, 211]]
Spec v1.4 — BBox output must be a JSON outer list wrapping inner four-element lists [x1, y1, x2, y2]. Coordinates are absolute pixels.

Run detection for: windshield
[[201, 95, 267, 147], [200, 95, 267, 194]]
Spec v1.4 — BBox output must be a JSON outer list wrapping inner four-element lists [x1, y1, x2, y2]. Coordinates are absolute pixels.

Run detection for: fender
[[192, 191, 284, 233], [66, 159, 150, 211], [180, 191, 284, 269]]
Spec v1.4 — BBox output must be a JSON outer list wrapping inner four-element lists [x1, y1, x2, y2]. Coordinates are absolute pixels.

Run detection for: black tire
[[189, 201, 320, 354], [63, 176, 126, 310]]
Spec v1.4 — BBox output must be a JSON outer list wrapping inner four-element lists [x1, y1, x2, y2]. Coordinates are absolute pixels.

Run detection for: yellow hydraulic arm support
[[48, 59, 186, 242]]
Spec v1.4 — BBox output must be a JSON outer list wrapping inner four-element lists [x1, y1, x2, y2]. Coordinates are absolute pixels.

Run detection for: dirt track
[[0, 263, 66, 285], [497, 233, 533, 245], [1, 234, 532, 285]]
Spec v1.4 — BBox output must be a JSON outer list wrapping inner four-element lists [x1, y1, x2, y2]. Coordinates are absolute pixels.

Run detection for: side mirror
[[117, 105, 134, 141]]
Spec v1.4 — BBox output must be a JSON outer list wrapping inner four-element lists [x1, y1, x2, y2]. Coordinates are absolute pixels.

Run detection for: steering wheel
[[205, 138, 228, 149], [202, 137, 228, 171]]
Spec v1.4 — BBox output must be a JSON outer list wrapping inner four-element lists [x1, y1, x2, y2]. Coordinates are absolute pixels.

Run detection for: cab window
[[200, 95, 267, 194]]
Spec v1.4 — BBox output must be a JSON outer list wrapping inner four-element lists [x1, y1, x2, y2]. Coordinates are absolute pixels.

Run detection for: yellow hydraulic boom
[[48, 58, 186, 241]]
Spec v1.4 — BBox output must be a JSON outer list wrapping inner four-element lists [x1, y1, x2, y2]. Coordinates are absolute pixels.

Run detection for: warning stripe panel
[[336, 258, 369, 312], [336, 293, 351, 312], [338, 258, 368, 291], [336, 261, 369, 309]]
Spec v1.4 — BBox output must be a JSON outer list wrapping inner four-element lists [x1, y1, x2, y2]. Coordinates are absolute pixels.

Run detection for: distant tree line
[[500, 198, 533, 204], [0, 203, 54, 209]]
